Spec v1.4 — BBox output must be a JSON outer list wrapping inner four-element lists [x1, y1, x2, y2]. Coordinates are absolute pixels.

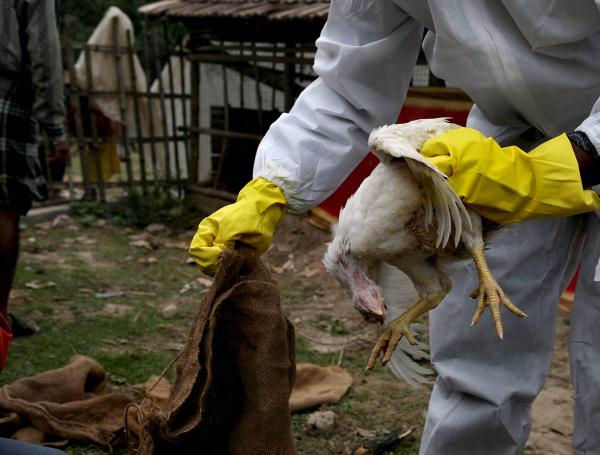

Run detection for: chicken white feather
[[368, 119, 472, 248], [324, 118, 525, 387]]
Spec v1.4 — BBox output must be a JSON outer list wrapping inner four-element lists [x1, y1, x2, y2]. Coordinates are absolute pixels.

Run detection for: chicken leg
[[461, 211, 526, 339], [466, 245, 527, 339], [366, 259, 450, 372]]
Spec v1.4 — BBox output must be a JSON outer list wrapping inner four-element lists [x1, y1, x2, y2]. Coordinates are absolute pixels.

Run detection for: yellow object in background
[[421, 128, 600, 224], [85, 143, 121, 184], [189, 178, 287, 276]]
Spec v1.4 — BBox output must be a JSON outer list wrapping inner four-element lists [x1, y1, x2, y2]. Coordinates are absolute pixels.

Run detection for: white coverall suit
[[253, 1, 600, 453]]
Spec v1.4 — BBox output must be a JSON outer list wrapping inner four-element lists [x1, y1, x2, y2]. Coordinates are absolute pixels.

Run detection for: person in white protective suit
[[189, 2, 600, 453]]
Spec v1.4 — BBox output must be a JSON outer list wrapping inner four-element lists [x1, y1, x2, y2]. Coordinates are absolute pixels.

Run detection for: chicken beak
[[357, 297, 386, 323]]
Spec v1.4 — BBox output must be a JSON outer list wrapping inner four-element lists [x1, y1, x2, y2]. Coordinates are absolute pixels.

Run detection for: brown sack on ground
[[0, 355, 135, 446], [290, 364, 353, 413], [138, 248, 296, 455], [131, 362, 354, 438]]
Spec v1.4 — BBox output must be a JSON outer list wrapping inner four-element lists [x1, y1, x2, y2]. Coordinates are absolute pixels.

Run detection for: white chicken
[[323, 118, 527, 381]]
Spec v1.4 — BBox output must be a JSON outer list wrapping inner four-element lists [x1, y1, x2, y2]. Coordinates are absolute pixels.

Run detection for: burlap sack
[[290, 364, 353, 413], [0, 355, 134, 446], [139, 248, 296, 455]]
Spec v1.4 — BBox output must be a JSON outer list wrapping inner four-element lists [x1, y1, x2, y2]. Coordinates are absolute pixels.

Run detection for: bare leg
[[0, 208, 19, 317], [462, 212, 526, 339], [366, 259, 451, 371]]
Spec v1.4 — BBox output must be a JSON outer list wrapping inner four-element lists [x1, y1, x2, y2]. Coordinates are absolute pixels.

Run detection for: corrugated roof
[[139, 0, 330, 21]]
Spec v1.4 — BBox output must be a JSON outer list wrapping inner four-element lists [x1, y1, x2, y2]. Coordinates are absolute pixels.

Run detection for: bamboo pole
[[186, 127, 261, 141], [178, 43, 190, 178], [83, 42, 106, 202], [252, 41, 264, 134], [186, 185, 236, 202], [163, 22, 182, 197], [126, 30, 147, 195], [190, 42, 316, 54], [64, 130, 75, 200], [64, 41, 91, 199], [64, 135, 188, 144], [151, 25, 172, 182], [212, 40, 230, 189], [112, 17, 134, 195], [239, 41, 245, 110], [271, 43, 278, 111], [64, 178, 186, 189], [62, 89, 188, 99], [141, 22, 160, 192], [189, 60, 200, 184], [188, 53, 313, 65]]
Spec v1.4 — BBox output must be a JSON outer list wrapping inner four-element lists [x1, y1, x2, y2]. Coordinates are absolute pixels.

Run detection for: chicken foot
[[467, 246, 527, 339], [366, 292, 445, 372]]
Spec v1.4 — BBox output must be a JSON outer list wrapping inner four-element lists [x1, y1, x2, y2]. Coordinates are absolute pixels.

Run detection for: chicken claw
[[468, 247, 527, 339], [366, 312, 417, 373]]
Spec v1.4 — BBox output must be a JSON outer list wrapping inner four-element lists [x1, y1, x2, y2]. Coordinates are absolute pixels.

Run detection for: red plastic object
[[566, 267, 579, 294], [0, 314, 13, 371]]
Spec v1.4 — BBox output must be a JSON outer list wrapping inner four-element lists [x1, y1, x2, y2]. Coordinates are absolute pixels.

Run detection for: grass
[[4, 211, 426, 454], [4, 217, 199, 388]]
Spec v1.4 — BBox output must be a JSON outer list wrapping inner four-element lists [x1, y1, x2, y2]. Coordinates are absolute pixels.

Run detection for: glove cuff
[[238, 178, 288, 206], [568, 131, 600, 161]]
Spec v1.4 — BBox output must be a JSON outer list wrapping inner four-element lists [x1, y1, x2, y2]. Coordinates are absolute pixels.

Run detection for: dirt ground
[[2, 210, 574, 454], [526, 309, 574, 454]]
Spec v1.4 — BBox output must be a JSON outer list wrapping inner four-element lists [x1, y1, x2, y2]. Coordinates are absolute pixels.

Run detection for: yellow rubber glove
[[189, 178, 287, 275], [421, 128, 600, 224]]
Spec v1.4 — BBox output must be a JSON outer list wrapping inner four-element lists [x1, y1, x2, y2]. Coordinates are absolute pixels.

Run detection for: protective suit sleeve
[[575, 97, 600, 158], [189, 178, 286, 276], [253, 0, 423, 213], [421, 128, 600, 224]]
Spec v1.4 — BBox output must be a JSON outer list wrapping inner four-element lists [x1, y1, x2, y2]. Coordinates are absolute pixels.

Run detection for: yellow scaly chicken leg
[[366, 292, 446, 372], [467, 246, 527, 339]]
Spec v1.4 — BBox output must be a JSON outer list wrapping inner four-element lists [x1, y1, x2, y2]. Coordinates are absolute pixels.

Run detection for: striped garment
[[0, 80, 45, 213], [0, 0, 65, 213]]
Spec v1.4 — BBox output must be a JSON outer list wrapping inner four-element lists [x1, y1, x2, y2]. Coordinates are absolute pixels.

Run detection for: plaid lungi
[[0, 80, 46, 215]]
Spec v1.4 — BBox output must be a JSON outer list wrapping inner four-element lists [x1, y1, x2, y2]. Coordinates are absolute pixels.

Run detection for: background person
[[0, 2, 69, 450], [0, 0, 67, 368]]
